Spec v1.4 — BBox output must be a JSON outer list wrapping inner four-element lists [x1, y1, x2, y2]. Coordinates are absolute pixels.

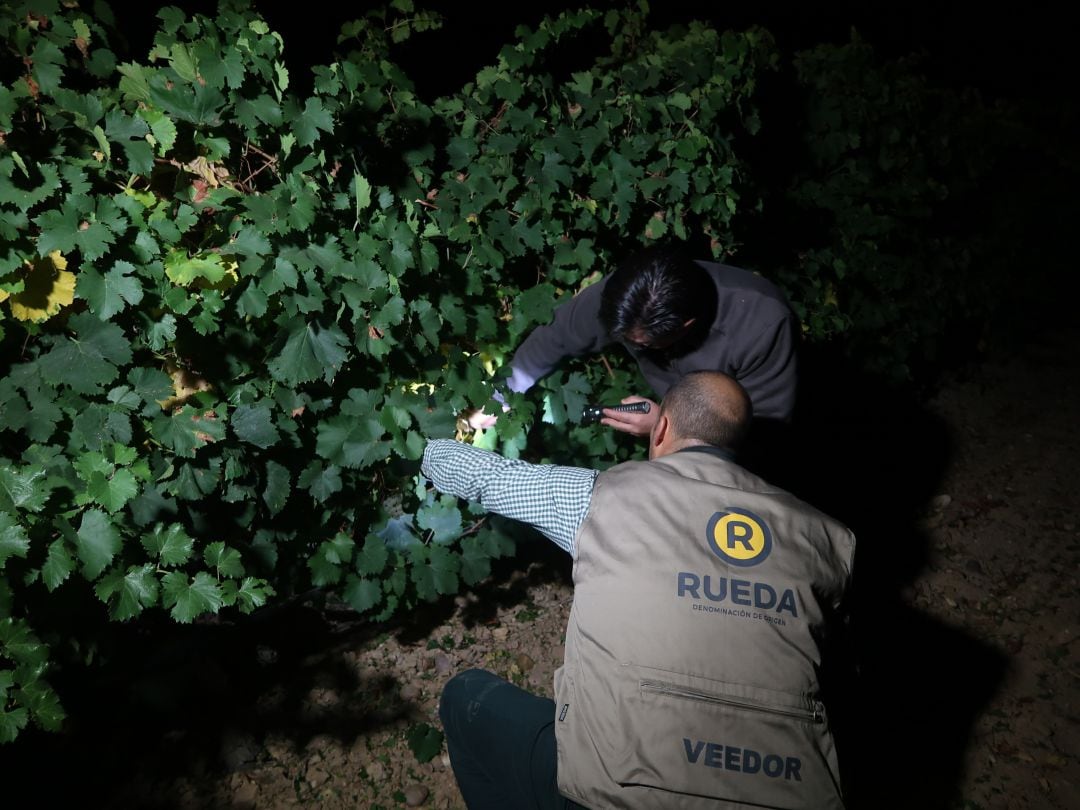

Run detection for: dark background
[[112, 0, 1076, 103]]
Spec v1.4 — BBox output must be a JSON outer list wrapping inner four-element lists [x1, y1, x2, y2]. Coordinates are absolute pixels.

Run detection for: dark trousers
[[439, 668, 587, 810]]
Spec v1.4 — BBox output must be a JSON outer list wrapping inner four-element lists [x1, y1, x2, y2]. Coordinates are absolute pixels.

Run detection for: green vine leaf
[[267, 321, 349, 386], [95, 564, 159, 621], [75, 509, 121, 580], [224, 577, 274, 613], [405, 721, 444, 764], [262, 460, 291, 515], [42, 539, 75, 591], [141, 523, 195, 567], [0, 466, 49, 514], [36, 313, 131, 394], [77, 259, 144, 321], [161, 571, 224, 623], [416, 497, 463, 545], [343, 574, 382, 614], [152, 405, 227, 458], [230, 404, 280, 449], [0, 513, 30, 569], [204, 541, 244, 578]]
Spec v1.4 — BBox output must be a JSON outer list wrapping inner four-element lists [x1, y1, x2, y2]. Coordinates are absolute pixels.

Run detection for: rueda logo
[[705, 508, 772, 567]]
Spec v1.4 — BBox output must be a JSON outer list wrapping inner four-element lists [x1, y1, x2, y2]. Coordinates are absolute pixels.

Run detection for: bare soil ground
[[5, 325, 1078, 810]]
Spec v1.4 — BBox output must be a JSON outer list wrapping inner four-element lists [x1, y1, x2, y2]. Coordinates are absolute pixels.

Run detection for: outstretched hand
[[600, 396, 659, 437], [462, 407, 499, 431]]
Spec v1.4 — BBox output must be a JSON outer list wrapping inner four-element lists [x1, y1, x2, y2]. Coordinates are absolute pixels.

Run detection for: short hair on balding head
[[660, 371, 752, 449]]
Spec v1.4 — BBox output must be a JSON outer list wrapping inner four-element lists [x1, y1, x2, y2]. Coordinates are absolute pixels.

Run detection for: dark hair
[[598, 246, 714, 343], [661, 371, 752, 449]]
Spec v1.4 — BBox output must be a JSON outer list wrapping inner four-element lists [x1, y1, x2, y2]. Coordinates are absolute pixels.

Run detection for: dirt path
[[6, 326, 1078, 810], [901, 325, 1079, 810]]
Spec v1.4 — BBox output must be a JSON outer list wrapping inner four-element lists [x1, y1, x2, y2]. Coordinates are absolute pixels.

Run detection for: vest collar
[[675, 445, 736, 463]]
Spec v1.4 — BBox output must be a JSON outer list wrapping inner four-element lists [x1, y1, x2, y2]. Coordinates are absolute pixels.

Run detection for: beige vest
[[554, 449, 854, 809]]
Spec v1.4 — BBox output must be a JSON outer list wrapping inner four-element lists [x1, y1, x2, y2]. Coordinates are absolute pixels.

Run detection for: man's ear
[[650, 413, 669, 458]]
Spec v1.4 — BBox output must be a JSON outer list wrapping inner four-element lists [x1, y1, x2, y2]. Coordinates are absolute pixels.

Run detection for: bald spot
[[661, 371, 752, 450]]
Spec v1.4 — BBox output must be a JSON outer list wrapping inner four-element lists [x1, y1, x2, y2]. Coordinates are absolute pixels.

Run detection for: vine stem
[[600, 354, 614, 379]]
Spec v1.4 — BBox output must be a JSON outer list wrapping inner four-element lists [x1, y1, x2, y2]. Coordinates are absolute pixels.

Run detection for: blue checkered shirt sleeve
[[421, 439, 597, 557]]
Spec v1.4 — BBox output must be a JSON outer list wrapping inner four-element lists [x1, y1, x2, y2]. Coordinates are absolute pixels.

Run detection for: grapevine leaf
[[36, 313, 131, 394], [230, 404, 279, 449], [354, 173, 371, 211], [118, 63, 152, 102], [562, 372, 593, 424], [410, 544, 459, 602], [405, 722, 444, 763], [140, 107, 178, 155], [297, 461, 342, 502], [145, 313, 178, 351], [377, 514, 419, 551], [221, 578, 272, 613], [515, 283, 557, 328], [231, 226, 271, 257], [6, 252, 75, 323], [0, 703, 28, 743], [204, 541, 245, 578], [0, 466, 48, 513], [83, 467, 139, 513], [42, 539, 75, 591], [95, 564, 159, 621], [232, 578, 273, 613], [427, 545, 461, 595], [0, 513, 30, 569], [16, 676, 66, 732], [267, 322, 349, 386], [342, 574, 382, 614], [309, 547, 344, 586], [164, 251, 228, 286], [355, 533, 389, 575], [77, 259, 144, 320], [308, 533, 352, 586], [161, 571, 224, 623], [128, 367, 173, 407], [262, 460, 290, 515], [289, 96, 333, 147], [70, 404, 133, 451], [75, 509, 121, 580], [459, 535, 493, 586], [152, 406, 226, 457], [141, 523, 194, 567], [315, 413, 388, 469], [416, 497, 462, 545]]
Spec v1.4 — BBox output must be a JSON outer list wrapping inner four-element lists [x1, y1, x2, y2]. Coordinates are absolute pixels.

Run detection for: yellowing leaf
[[6, 252, 75, 322], [183, 156, 231, 188], [124, 187, 157, 208], [164, 250, 233, 287], [185, 156, 218, 186], [824, 283, 839, 308], [157, 360, 214, 410], [478, 351, 503, 376], [195, 257, 239, 292]]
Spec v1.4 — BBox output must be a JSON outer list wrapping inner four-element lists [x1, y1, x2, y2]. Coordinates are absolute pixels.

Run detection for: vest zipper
[[639, 680, 823, 723]]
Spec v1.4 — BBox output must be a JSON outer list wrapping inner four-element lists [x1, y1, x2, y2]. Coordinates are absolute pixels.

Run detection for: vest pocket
[[640, 680, 823, 724], [609, 669, 843, 810]]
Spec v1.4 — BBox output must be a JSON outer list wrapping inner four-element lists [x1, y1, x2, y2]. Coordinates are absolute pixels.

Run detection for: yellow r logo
[[706, 509, 772, 566]]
